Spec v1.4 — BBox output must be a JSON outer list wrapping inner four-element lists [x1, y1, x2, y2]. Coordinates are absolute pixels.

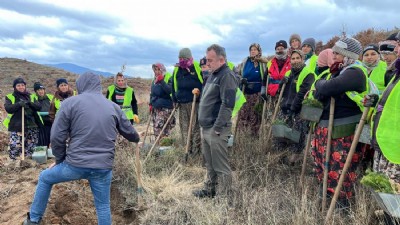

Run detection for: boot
[[192, 188, 216, 198], [22, 212, 41, 225]]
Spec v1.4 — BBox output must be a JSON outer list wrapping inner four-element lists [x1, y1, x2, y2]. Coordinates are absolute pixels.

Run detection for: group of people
[[4, 30, 400, 224]]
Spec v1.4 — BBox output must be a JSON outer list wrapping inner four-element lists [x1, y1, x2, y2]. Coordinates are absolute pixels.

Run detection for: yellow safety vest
[[232, 88, 246, 117], [173, 61, 203, 92], [375, 77, 400, 163], [284, 66, 316, 93], [368, 60, 387, 94], [2, 93, 43, 128], [107, 85, 134, 119]]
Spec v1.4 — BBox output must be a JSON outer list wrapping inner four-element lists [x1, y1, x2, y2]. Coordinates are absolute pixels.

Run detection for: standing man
[[106, 72, 140, 124], [194, 44, 238, 199], [22, 72, 140, 225]]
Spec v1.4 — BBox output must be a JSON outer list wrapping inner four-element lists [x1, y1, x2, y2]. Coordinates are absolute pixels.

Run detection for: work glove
[[18, 100, 29, 108], [260, 86, 268, 102], [279, 76, 289, 89], [192, 88, 200, 96], [133, 114, 140, 124], [149, 105, 153, 113], [362, 94, 379, 107], [241, 78, 248, 85], [155, 75, 164, 83]]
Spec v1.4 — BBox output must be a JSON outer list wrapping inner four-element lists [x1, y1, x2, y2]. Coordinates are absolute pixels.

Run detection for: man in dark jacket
[[23, 72, 140, 225], [193, 44, 238, 199]]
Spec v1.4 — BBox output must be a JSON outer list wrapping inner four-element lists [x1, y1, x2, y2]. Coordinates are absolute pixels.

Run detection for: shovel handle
[[22, 107, 25, 160], [184, 94, 198, 161]]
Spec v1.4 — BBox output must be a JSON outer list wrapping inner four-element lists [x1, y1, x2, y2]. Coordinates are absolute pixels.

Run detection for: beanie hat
[[179, 48, 192, 59], [332, 37, 362, 60], [199, 56, 207, 66], [289, 33, 301, 45], [13, 77, 26, 88], [33, 82, 45, 91], [275, 40, 288, 50], [56, 78, 68, 87], [317, 49, 334, 67], [363, 44, 379, 55], [301, 38, 316, 51], [290, 49, 304, 59]]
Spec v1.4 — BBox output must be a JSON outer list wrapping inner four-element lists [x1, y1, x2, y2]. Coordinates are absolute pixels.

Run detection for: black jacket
[[4, 93, 42, 132], [281, 66, 315, 113], [315, 67, 366, 120], [150, 80, 173, 109], [171, 65, 203, 103]]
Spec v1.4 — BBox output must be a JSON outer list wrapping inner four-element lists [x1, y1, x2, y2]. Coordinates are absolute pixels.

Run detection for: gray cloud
[[0, 0, 398, 78]]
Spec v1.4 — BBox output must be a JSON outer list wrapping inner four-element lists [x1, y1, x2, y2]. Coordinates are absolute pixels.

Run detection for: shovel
[[322, 98, 335, 213], [259, 77, 270, 144], [265, 83, 287, 145], [324, 105, 370, 224], [185, 93, 198, 162], [143, 107, 177, 165], [300, 125, 313, 190], [133, 143, 147, 211], [21, 106, 25, 160]]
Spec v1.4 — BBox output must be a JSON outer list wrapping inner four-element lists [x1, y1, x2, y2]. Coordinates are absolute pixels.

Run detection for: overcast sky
[[0, 0, 399, 78]]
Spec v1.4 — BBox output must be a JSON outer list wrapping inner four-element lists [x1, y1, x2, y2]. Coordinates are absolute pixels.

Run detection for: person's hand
[[18, 100, 28, 108], [149, 105, 153, 112], [280, 76, 289, 85], [260, 86, 268, 102], [362, 94, 379, 107], [48, 162, 56, 169], [241, 78, 248, 85], [133, 114, 140, 124], [155, 75, 164, 83], [192, 88, 200, 96]]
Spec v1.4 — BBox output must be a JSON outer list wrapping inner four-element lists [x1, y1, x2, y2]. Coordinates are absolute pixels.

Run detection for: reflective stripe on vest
[[232, 88, 246, 117], [30, 93, 53, 124], [369, 60, 387, 94], [376, 79, 400, 163], [107, 85, 134, 119], [307, 69, 331, 100], [284, 66, 315, 93], [173, 61, 203, 92]]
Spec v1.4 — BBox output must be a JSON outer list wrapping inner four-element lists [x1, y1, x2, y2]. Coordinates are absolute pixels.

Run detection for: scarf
[[330, 62, 344, 74], [275, 49, 288, 60], [291, 62, 304, 71], [362, 60, 379, 74], [179, 58, 194, 71], [13, 89, 30, 101]]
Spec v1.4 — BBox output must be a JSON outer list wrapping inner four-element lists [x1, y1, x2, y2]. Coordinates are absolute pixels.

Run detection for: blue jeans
[[29, 162, 113, 225]]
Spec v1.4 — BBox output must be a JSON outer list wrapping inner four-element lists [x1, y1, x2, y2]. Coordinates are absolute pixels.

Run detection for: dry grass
[[111, 125, 392, 225]]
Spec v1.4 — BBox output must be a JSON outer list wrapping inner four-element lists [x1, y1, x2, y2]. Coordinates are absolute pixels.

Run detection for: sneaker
[[22, 213, 41, 225], [193, 189, 216, 198]]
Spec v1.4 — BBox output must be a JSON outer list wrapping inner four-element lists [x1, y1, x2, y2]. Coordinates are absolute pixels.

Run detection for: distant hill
[[45, 63, 114, 77]]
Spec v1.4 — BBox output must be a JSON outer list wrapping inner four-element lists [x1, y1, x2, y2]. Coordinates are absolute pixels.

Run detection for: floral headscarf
[[249, 43, 262, 67]]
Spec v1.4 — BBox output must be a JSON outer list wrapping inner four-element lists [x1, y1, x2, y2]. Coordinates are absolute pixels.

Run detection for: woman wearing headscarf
[[362, 44, 387, 94], [3, 78, 42, 159], [149, 63, 176, 139], [288, 33, 302, 56], [49, 78, 75, 123], [274, 50, 315, 163], [311, 37, 368, 209], [235, 43, 268, 135]]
